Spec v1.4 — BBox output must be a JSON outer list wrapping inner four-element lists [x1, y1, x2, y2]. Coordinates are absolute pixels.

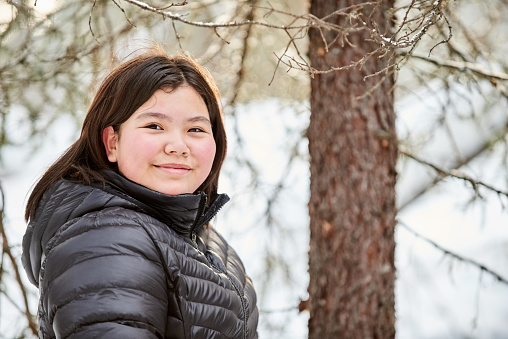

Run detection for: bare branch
[[428, 11, 452, 55], [378, 0, 444, 49], [111, 0, 137, 29], [116, 0, 456, 80], [398, 120, 508, 212], [400, 150, 508, 199], [0, 286, 26, 314], [155, 1, 188, 11], [398, 220, 508, 285], [222, 0, 261, 188], [171, 20, 184, 50], [405, 53, 508, 81], [262, 128, 307, 225], [0, 184, 38, 336], [122, 0, 308, 30], [89, 0, 101, 44]]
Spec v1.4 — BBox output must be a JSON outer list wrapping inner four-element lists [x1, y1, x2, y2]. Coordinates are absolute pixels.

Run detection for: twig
[[123, 0, 310, 30], [89, 0, 100, 44], [400, 150, 508, 199], [119, 0, 451, 78], [398, 220, 508, 285], [223, 1, 260, 187], [172, 20, 184, 50], [378, 0, 444, 49], [0, 183, 38, 336], [155, 0, 187, 11], [403, 52, 508, 81], [111, 0, 137, 28]]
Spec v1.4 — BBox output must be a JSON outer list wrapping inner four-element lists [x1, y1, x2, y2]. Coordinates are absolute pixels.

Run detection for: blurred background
[[1, 0, 508, 338]]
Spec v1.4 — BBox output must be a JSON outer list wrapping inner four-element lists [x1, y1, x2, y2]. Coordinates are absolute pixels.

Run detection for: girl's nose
[[164, 133, 189, 156]]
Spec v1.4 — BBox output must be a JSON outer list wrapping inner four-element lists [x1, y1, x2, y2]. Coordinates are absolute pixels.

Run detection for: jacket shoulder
[[39, 206, 169, 338]]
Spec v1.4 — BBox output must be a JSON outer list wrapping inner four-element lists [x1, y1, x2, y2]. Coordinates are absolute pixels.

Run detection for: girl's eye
[[145, 124, 162, 130], [189, 127, 205, 133]]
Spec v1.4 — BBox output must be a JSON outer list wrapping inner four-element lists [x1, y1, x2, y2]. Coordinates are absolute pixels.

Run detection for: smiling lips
[[155, 163, 191, 175]]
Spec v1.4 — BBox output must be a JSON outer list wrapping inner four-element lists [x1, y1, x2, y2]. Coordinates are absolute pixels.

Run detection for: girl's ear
[[102, 126, 118, 163]]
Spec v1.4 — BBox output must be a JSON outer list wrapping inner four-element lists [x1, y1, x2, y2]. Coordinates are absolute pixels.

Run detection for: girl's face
[[103, 86, 216, 196]]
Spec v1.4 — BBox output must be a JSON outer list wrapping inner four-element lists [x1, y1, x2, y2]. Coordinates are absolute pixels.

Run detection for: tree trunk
[[307, 1, 397, 338]]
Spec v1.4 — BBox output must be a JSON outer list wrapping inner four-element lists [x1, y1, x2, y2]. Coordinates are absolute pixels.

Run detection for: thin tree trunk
[[307, 1, 397, 337]]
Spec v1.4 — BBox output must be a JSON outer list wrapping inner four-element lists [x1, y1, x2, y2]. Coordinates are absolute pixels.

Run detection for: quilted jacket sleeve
[[39, 207, 168, 339]]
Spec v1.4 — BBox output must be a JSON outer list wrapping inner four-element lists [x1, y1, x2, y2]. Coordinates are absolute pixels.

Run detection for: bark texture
[[307, 1, 397, 338]]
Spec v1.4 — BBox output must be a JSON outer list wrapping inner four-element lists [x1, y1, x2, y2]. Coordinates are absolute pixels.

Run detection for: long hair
[[25, 50, 227, 221]]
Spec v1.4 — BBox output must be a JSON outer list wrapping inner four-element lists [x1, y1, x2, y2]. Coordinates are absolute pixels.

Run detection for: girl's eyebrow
[[187, 116, 212, 125], [136, 112, 169, 121], [135, 112, 211, 125]]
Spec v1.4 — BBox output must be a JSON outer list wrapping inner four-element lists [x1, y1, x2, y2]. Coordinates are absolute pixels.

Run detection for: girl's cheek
[[202, 140, 216, 160], [130, 134, 159, 152], [192, 139, 215, 166]]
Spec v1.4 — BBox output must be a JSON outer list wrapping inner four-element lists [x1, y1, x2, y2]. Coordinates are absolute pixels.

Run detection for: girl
[[22, 49, 258, 338]]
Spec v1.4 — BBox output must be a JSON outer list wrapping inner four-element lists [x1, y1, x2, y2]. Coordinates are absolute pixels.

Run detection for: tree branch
[[398, 220, 508, 285], [379, 0, 444, 49], [119, 0, 455, 79], [122, 0, 309, 30], [400, 150, 508, 199], [398, 123, 508, 211], [404, 52, 508, 81], [0, 183, 38, 336]]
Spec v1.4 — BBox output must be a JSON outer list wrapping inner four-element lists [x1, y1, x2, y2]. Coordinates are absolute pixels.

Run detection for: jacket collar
[[22, 171, 228, 287], [100, 170, 229, 237]]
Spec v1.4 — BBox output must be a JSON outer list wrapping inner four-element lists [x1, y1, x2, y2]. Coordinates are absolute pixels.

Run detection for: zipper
[[189, 194, 208, 237], [209, 261, 249, 339], [191, 232, 199, 249], [189, 193, 229, 250], [188, 194, 246, 336], [188, 194, 208, 250]]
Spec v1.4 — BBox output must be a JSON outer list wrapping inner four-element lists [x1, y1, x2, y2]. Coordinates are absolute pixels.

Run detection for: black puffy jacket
[[22, 170, 258, 339]]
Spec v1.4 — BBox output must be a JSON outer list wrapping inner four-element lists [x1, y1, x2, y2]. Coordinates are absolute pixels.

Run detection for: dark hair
[[25, 50, 227, 221]]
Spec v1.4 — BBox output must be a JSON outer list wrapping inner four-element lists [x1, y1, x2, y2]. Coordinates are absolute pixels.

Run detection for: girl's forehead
[[127, 87, 208, 119]]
